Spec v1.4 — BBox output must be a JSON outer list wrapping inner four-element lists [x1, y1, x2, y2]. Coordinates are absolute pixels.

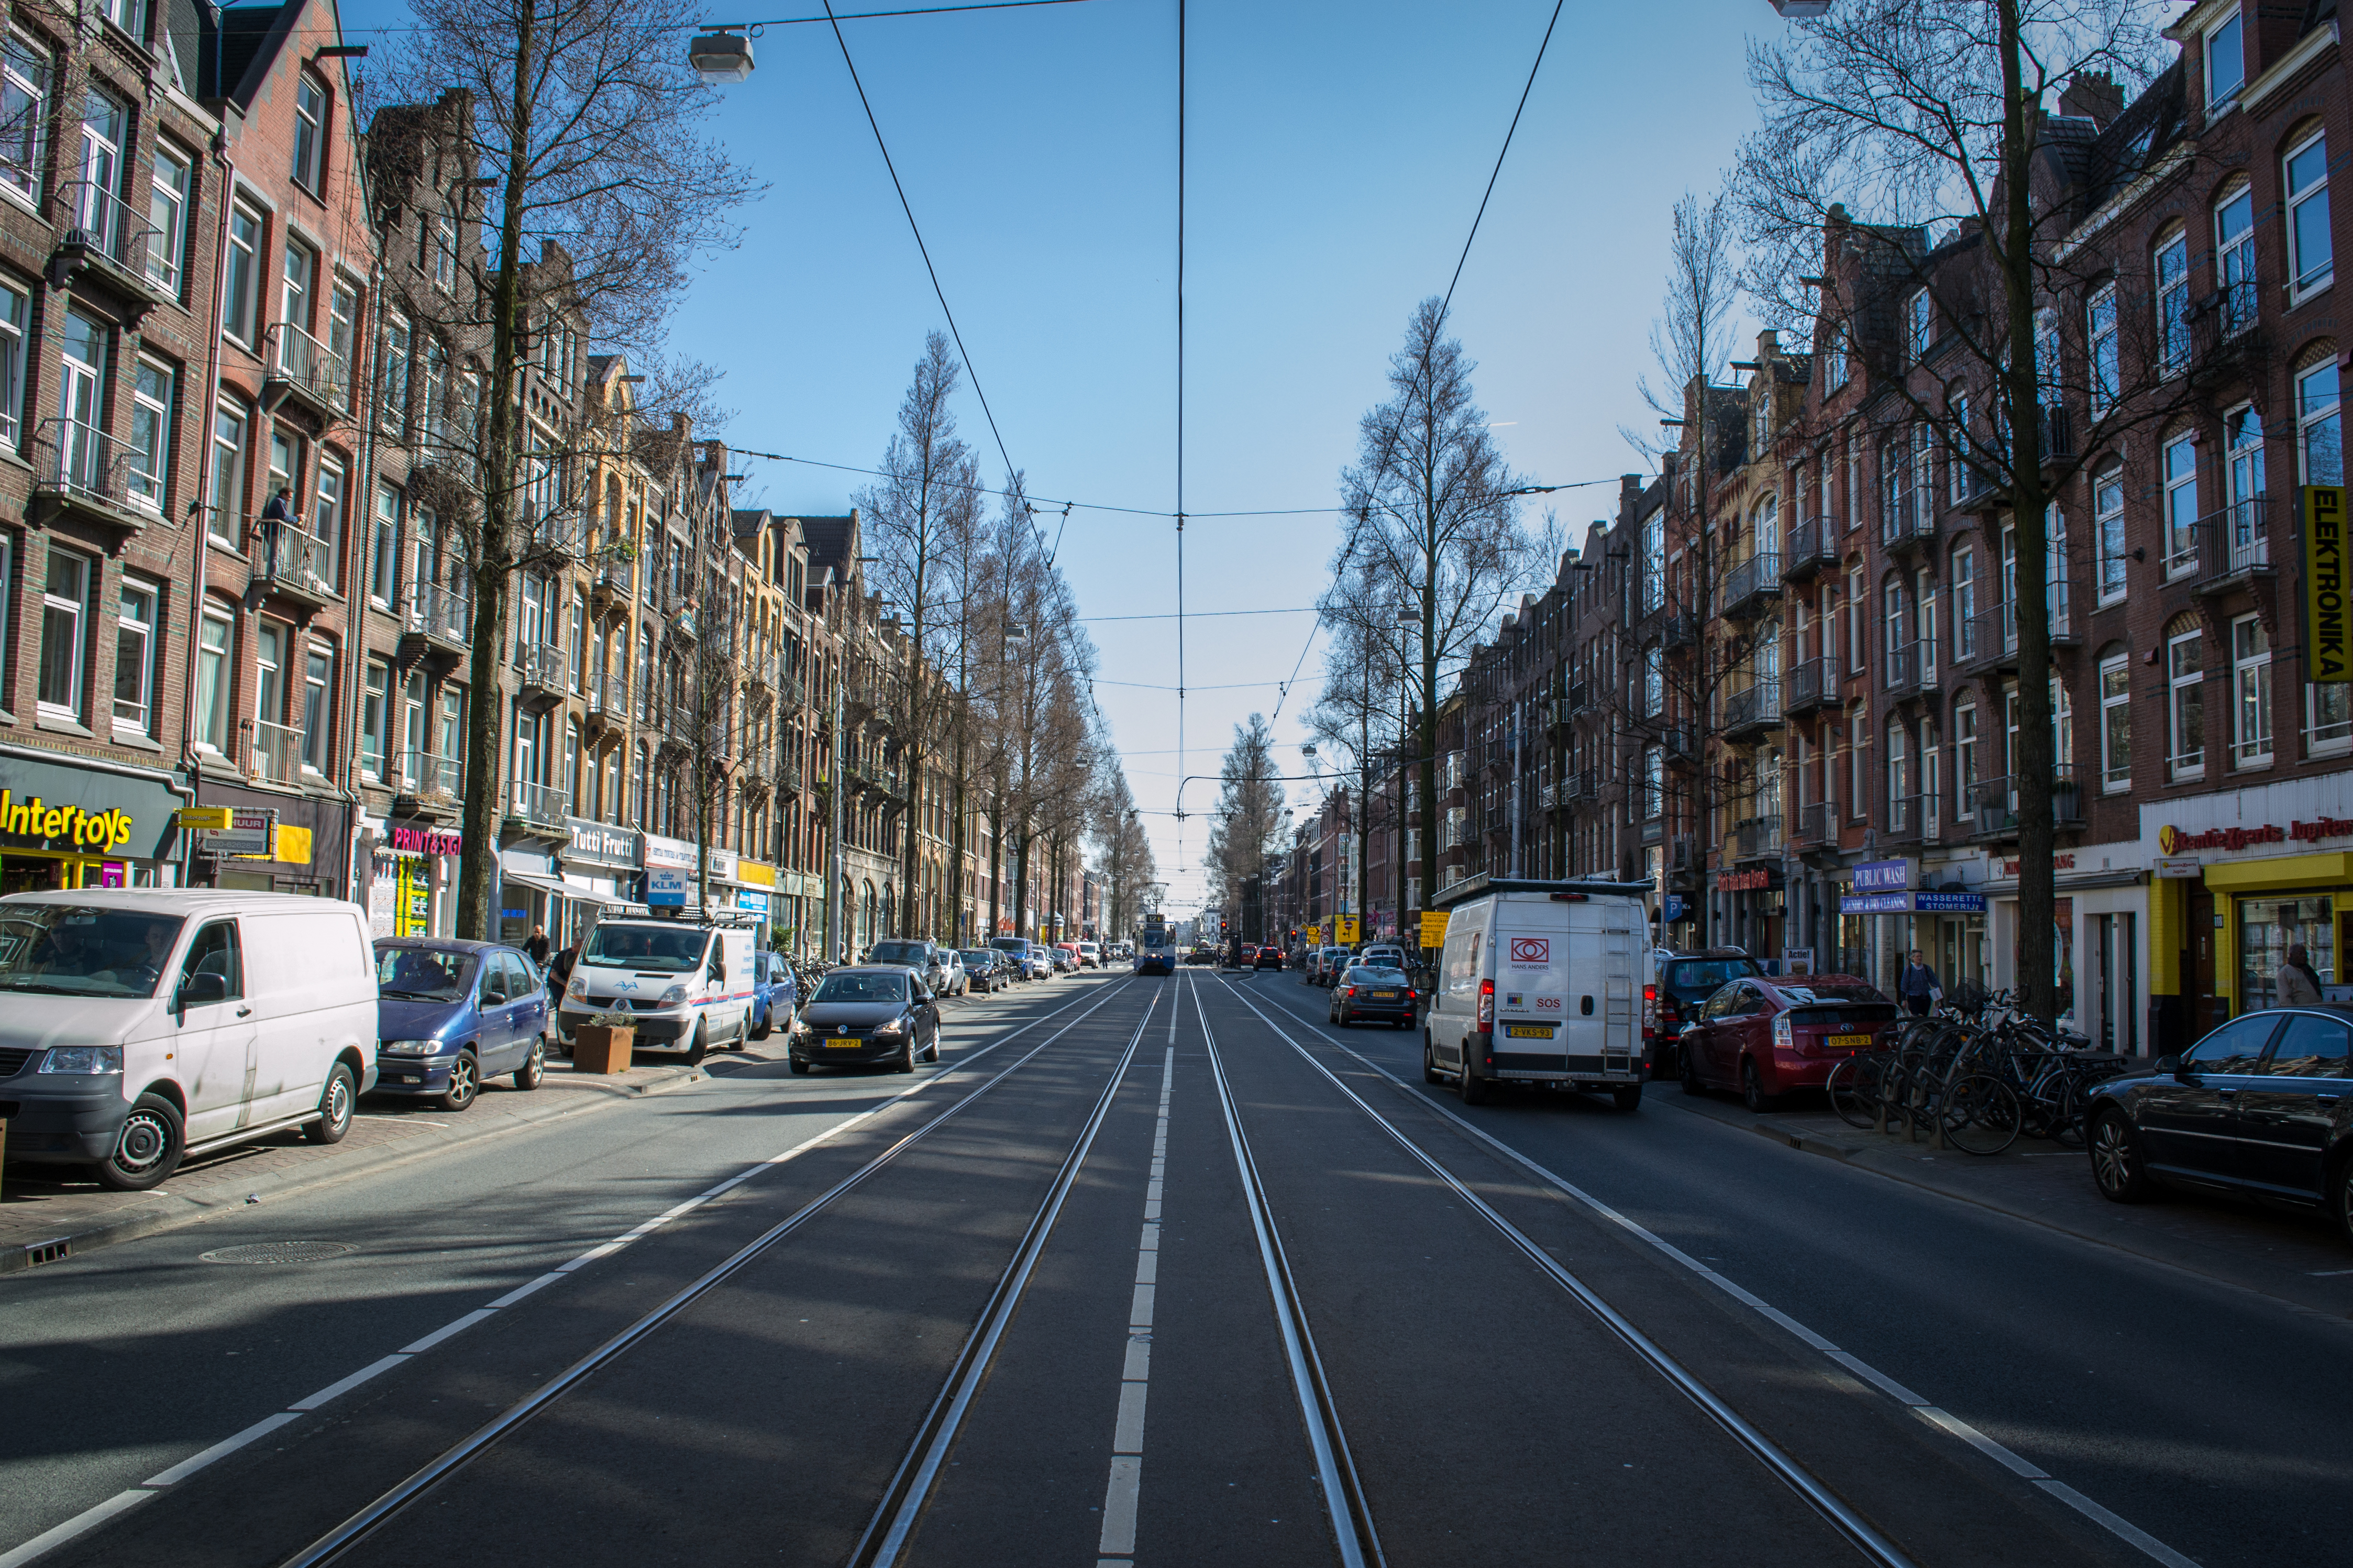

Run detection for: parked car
[[0, 891, 379, 1191], [1653, 948, 1769, 1078], [1077, 941, 1101, 968], [373, 938, 553, 1109], [960, 948, 1002, 993], [2087, 1005, 2353, 1241], [1053, 942, 1081, 972], [989, 936, 1036, 979], [1237, 944, 1258, 968], [561, 918, 757, 1062], [1254, 945, 1286, 971], [869, 938, 952, 995], [937, 949, 967, 996], [1677, 974, 1897, 1111], [1358, 943, 1410, 971], [749, 949, 799, 1039], [1329, 965, 1418, 1029], [1313, 946, 1347, 985], [1029, 942, 1059, 978], [787, 966, 942, 1074]]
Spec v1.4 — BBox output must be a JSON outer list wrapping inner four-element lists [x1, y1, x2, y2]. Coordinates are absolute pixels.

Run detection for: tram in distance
[[1136, 919, 1178, 976]]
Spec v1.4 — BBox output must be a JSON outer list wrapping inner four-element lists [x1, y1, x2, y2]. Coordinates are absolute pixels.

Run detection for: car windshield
[[814, 972, 910, 1003], [0, 907, 187, 998], [1774, 981, 1887, 1006], [1666, 957, 1763, 991], [376, 945, 472, 1001], [1345, 967, 1408, 984], [962, 951, 994, 966], [992, 938, 1027, 952], [582, 925, 708, 973], [870, 942, 929, 966]]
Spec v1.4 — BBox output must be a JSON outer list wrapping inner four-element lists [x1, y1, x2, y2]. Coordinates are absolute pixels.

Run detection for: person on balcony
[[255, 484, 294, 569]]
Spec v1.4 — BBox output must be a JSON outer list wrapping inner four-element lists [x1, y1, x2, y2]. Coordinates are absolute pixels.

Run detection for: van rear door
[[1493, 900, 1571, 1074]]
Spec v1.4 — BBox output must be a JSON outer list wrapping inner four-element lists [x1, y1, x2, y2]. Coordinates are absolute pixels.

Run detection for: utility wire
[[304, 1, 1096, 38], [1440, 0, 1565, 323], [1174, 0, 1187, 915]]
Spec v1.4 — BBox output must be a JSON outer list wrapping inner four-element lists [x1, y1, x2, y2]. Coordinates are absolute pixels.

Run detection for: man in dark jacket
[[256, 484, 294, 569], [1898, 950, 1941, 1017]]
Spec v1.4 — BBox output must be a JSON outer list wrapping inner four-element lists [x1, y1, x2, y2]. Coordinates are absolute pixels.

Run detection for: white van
[[1423, 877, 1655, 1110], [0, 891, 378, 1190], [559, 915, 756, 1062]]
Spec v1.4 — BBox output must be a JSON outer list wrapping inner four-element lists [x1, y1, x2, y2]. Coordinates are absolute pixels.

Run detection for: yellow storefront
[[0, 759, 185, 892]]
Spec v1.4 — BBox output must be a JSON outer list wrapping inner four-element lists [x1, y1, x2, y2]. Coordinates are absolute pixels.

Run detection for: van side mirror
[[178, 970, 228, 1010]]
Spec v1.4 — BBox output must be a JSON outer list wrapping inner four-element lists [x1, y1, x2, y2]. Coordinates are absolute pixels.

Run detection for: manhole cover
[[200, 1241, 358, 1264]]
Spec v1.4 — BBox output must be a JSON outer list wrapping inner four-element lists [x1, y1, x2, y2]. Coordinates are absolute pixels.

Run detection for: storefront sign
[[642, 833, 736, 880], [735, 888, 769, 914], [174, 807, 232, 831], [391, 825, 463, 857], [1918, 892, 1987, 912], [1854, 859, 1912, 892], [647, 867, 689, 907], [1782, 947, 1814, 975], [2158, 818, 2353, 855], [2155, 856, 2203, 878], [196, 808, 274, 857], [2304, 484, 2348, 683], [738, 860, 777, 889], [1840, 891, 1914, 914], [2001, 854, 2075, 876], [1716, 868, 1772, 892], [566, 817, 642, 868], [1840, 891, 1986, 914], [0, 790, 139, 853]]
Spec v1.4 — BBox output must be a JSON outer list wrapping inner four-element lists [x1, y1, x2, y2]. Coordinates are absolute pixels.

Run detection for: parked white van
[[558, 915, 757, 1063], [0, 891, 378, 1190], [1422, 876, 1655, 1110]]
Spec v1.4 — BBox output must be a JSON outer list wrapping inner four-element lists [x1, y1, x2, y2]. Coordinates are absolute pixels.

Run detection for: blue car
[[372, 939, 551, 1110], [749, 950, 799, 1040]]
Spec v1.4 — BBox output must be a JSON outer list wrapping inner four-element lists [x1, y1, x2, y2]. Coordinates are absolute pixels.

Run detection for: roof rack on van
[[1429, 875, 1652, 910], [591, 907, 765, 931]]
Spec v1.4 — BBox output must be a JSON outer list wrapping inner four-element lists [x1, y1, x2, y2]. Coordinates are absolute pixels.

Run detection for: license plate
[[1371, 990, 1399, 1000], [1505, 1023, 1555, 1039], [825, 1040, 863, 1048], [1830, 1033, 1872, 1052]]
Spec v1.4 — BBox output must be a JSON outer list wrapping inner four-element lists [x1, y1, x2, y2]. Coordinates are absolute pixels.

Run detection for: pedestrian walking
[[525, 924, 551, 968], [2279, 944, 2326, 1007], [1898, 949, 1941, 1017]]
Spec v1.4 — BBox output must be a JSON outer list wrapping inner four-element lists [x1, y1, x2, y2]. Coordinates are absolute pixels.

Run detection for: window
[[1643, 644, 1662, 716], [148, 146, 189, 295], [127, 360, 172, 515], [312, 456, 344, 582], [1906, 290, 1932, 361], [422, 336, 448, 448], [1883, 576, 1908, 680], [1951, 544, 1976, 659], [1642, 746, 1662, 820], [568, 593, 585, 689], [2099, 655, 2130, 792], [362, 661, 389, 781], [2205, 7, 2244, 105], [2155, 229, 2189, 376], [402, 672, 425, 779], [293, 74, 325, 191], [195, 611, 230, 751], [281, 239, 313, 337], [1640, 510, 1663, 614], [76, 91, 125, 251], [2087, 286, 2118, 412], [1847, 567, 1866, 670], [1885, 722, 1910, 824], [2222, 404, 2266, 572], [2287, 130, 2333, 295], [433, 213, 457, 292], [2299, 361, 2341, 485], [255, 621, 284, 733], [2162, 433, 2199, 577], [2051, 676, 2075, 771], [1753, 385, 1771, 451], [1954, 698, 1979, 812], [57, 311, 106, 486], [1849, 709, 1867, 815], [379, 313, 411, 436], [2215, 185, 2256, 335], [0, 281, 27, 447], [2168, 626, 2205, 780], [37, 549, 89, 717], [438, 688, 463, 774], [2233, 614, 2271, 767], [328, 278, 358, 409], [2094, 462, 2126, 601], [114, 578, 156, 732], [1825, 324, 1848, 390], [371, 482, 399, 603], [1948, 390, 1972, 503], [302, 645, 331, 772], [0, 32, 49, 206], [224, 205, 262, 346], [2308, 678, 2352, 755]]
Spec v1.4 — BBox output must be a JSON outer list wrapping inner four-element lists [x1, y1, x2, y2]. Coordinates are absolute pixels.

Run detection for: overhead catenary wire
[[304, 1, 1098, 39]]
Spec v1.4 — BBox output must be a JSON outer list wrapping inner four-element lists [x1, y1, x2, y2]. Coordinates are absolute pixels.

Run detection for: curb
[[1, 1061, 712, 1279]]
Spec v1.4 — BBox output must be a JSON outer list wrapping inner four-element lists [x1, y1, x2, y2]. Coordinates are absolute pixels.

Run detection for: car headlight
[[872, 1016, 905, 1037], [659, 985, 689, 1006], [566, 976, 587, 998], [40, 1044, 122, 1074], [382, 1039, 441, 1056]]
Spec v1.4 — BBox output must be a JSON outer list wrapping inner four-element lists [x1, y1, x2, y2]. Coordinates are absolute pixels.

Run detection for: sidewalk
[[1670, 1091, 2353, 1321]]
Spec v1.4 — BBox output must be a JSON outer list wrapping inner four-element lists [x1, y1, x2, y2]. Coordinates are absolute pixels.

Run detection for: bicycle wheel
[[1828, 1054, 1883, 1131], [2047, 1075, 2088, 1147], [1943, 1073, 2023, 1155]]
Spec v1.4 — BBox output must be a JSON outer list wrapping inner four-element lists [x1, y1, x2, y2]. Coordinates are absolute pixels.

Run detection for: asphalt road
[[3, 963, 2339, 1568]]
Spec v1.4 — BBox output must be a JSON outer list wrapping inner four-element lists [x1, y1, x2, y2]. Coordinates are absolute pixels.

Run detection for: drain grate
[[200, 1240, 358, 1265], [23, 1237, 69, 1267]]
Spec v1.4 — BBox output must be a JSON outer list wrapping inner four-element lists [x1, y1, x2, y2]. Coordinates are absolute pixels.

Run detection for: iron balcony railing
[[253, 525, 335, 598], [1884, 639, 1939, 697], [249, 719, 303, 785], [264, 320, 350, 412], [398, 750, 463, 799], [405, 583, 473, 646], [1721, 680, 1782, 738], [1792, 801, 1835, 847], [58, 178, 164, 285], [1971, 766, 2085, 837], [594, 556, 636, 600], [1782, 517, 1836, 579], [33, 417, 161, 518], [1786, 657, 1832, 714], [1883, 791, 1927, 844], [510, 778, 570, 826], [1734, 814, 1782, 860], [1661, 612, 1697, 652], [2192, 498, 2271, 589], [1723, 552, 1783, 616], [1966, 595, 2073, 670], [1881, 487, 1936, 551], [516, 642, 567, 692]]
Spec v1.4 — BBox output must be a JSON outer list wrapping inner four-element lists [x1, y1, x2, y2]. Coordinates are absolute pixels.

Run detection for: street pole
[[824, 642, 846, 963]]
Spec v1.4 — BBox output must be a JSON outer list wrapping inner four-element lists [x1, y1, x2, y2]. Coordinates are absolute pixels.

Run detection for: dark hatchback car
[[1653, 949, 1769, 1077], [2087, 1005, 2353, 1241], [961, 948, 1006, 993], [373, 939, 550, 1110], [1254, 945, 1285, 971], [788, 966, 942, 1074], [1328, 965, 1417, 1028], [1678, 975, 1897, 1112]]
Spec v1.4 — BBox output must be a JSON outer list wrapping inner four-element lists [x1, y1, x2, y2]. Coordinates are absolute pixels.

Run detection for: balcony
[[2037, 403, 2075, 471], [401, 584, 473, 666], [1881, 490, 1936, 558], [262, 321, 350, 422], [1882, 792, 1926, 847], [1784, 657, 1835, 716], [2192, 499, 2275, 597], [1661, 612, 1697, 653], [1659, 724, 1699, 763], [252, 525, 338, 611], [30, 418, 165, 531], [1733, 814, 1782, 862], [1559, 768, 1597, 806], [1722, 551, 1783, 619], [248, 720, 304, 786], [393, 751, 463, 817], [50, 180, 176, 310], [1970, 766, 2085, 841], [516, 643, 568, 710], [591, 556, 636, 613], [1720, 680, 1782, 743], [1790, 801, 1836, 849], [1883, 640, 1939, 700], [778, 757, 804, 795], [507, 778, 570, 831], [1782, 517, 1836, 580]]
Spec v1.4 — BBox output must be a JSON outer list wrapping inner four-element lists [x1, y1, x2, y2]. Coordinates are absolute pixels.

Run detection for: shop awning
[[502, 869, 591, 903], [1980, 869, 2149, 896]]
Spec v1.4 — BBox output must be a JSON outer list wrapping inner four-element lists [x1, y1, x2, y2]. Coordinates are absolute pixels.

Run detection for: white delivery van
[[559, 914, 756, 1062], [0, 890, 379, 1190], [1423, 876, 1655, 1110]]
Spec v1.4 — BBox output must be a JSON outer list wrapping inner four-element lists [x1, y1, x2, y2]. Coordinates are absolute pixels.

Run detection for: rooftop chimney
[[2060, 70, 2124, 130]]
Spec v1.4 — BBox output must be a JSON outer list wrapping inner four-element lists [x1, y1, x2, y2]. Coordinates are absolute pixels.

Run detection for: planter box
[[572, 1026, 634, 1075]]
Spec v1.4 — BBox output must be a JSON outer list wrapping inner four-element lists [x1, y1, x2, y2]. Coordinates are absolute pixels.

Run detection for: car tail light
[[1642, 984, 1657, 1043], [1404, 989, 1417, 1002], [1773, 1012, 1793, 1050], [1477, 977, 1494, 1030], [1344, 986, 1357, 998]]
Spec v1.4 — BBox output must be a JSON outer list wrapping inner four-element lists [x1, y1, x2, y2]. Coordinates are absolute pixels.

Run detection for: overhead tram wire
[[289, 0, 1100, 37], [1174, 0, 1187, 907]]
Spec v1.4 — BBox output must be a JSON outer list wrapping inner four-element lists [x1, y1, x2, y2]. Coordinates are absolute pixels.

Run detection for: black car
[[788, 967, 942, 1074], [1653, 948, 1769, 1077], [1254, 946, 1285, 971], [960, 948, 1004, 993], [2087, 1005, 2353, 1241], [1328, 965, 1417, 1029]]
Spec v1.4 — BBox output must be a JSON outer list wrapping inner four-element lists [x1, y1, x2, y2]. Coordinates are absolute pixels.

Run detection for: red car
[[1677, 974, 1898, 1112], [1237, 944, 1257, 967]]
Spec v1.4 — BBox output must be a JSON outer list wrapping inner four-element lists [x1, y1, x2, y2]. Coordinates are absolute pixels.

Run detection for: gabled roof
[[201, 0, 344, 114]]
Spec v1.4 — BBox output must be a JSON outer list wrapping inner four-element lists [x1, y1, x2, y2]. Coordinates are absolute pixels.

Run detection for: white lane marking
[[557, 1240, 627, 1272], [1249, 981, 2203, 1568], [1098, 1037, 1177, 1565], [400, 1309, 497, 1355], [142, 1412, 302, 1486], [288, 1354, 411, 1412], [487, 1273, 567, 1309], [0, 1492, 153, 1568]]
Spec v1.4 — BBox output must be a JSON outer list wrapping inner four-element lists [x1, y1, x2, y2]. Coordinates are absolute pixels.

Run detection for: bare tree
[[1092, 766, 1155, 943], [1204, 714, 1287, 943], [1308, 553, 1411, 937], [1621, 191, 1742, 465], [377, 0, 761, 938]]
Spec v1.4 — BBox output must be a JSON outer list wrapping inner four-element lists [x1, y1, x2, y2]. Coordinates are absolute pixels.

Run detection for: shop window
[[2232, 613, 2271, 767], [2310, 679, 2353, 756], [2239, 897, 2334, 1012], [2167, 626, 2204, 780], [195, 611, 230, 752], [36, 548, 90, 720], [114, 577, 157, 734], [2299, 361, 2341, 486], [2098, 654, 2130, 793]]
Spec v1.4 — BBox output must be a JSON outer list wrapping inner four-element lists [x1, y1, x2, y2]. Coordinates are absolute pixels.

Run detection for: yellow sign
[[1419, 911, 1450, 947], [739, 860, 777, 888], [2308, 485, 2349, 683], [1337, 914, 1360, 944], [0, 791, 136, 853], [272, 825, 314, 865], [174, 807, 233, 831]]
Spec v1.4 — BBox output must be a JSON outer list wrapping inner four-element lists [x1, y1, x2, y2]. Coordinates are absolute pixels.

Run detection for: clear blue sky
[[335, 0, 1791, 912]]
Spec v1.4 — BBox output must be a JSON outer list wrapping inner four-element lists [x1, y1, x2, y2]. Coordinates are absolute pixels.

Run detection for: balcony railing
[[397, 750, 463, 800], [516, 642, 568, 695], [509, 778, 570, 827], [1661, 612, 1697, 652], [1786, 657, 1833, 715], [1971, 766, 2084, 838], [1882, 791, 1926, 845], [249, 719, 303, 785], [2192, 498, 2272, 591], [57, 179, 166, 292], [1721, 680, 1782, 740], [1792, 801, 1835, 847], [1884, 640, 1939, 698], [1734, 814, 1782, 861], [593, 556, 636, 602], [1881, 488, 1936, 553], [1782, 516, 1836, 580], [32, 418, 162, 521], [1723, 551, 1783, 617], [404, 583, 473, 648], [1560, 768, 1597, 804], [264, 320, 350, 414], [253, 525, 336, 601]]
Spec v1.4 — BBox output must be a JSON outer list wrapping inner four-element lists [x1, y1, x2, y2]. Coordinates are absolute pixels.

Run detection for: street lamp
[[689, 29, 755, 83], [1766, 1, 1833, 15]]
